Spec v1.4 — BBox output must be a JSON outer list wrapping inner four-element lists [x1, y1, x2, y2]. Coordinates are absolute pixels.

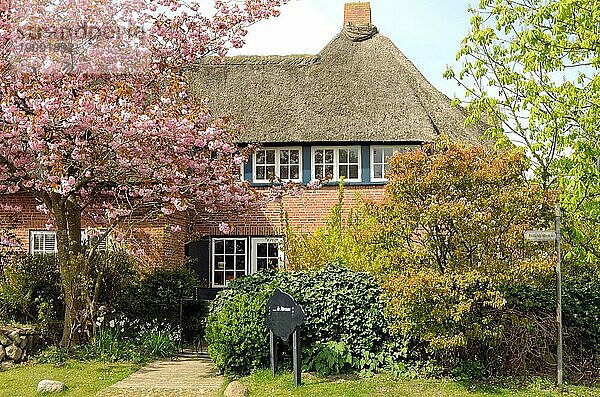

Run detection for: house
[[183, 2, 484, 291], [4, 3, 483, 291]]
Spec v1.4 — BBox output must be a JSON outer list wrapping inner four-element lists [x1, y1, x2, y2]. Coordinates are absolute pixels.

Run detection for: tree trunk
[[53, 196, 83, 349]]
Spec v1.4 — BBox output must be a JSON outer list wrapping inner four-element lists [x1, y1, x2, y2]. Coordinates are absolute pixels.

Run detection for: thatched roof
[[188, 27, 484, 144]]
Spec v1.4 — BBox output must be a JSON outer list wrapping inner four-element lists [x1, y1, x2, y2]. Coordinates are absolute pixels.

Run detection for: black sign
[[265, 289, 305, 341]]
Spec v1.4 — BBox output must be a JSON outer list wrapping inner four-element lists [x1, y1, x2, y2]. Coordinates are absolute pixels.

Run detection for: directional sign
[[524, 230, 556, 241]]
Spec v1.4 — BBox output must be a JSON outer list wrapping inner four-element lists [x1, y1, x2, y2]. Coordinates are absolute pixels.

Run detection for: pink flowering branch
[[0, 0, 289, 348]]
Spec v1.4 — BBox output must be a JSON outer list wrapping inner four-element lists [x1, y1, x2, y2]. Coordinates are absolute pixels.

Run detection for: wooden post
[[269, 330, 277, 375], [555, 203, 563, 387], [292, 328, 301, 387]]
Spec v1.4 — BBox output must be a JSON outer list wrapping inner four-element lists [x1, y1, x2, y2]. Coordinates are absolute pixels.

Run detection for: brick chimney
[[344, 2, 372, 26]]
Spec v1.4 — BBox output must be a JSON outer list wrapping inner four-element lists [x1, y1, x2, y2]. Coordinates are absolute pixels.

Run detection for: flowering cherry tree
[[0, 0, 287, 347]]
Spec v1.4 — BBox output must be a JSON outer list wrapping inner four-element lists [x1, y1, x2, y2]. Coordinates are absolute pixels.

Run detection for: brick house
[[7, 2, 483, 292], [184, 2, 484, 292]]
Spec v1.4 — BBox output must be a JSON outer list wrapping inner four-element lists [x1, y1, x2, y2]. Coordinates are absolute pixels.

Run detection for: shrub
[[491, 282, 600, 376], [0, 254, 63, 326], [91, 251, 139, 310], [0, 251, 141, 344], [206, 266, 390, 376], [115, 267, 205, 343], [307, 340, 354, 376], [284, 182, 386, 273], [205, 290, 272, 376]]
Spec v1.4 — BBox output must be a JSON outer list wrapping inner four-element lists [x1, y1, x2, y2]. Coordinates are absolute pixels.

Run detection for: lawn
[[0, 360, 139, 397], [240, 370, 600, 397]]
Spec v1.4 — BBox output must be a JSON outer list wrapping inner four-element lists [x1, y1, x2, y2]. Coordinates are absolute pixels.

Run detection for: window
[[253, 148, 301, 183], [30, 229, 111, 255], [371, 145, 415, 181], [82, 229, 109, 251], [251, 237, 284, 272], [30, 231, 57, 254], [212, 238, 247, 287], [312, 147, 361, 181]]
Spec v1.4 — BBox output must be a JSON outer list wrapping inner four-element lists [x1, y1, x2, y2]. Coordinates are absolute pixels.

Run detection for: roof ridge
[[196, 54, 321, 66]]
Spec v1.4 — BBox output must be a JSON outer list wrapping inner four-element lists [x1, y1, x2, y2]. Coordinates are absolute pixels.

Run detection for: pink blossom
[[218, 222, 232, 234], [307, 179, 323, 190], [0, 0, 291, 262]]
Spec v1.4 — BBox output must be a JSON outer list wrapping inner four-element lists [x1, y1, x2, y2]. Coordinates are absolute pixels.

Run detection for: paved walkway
[[96, 351, 223, 397]]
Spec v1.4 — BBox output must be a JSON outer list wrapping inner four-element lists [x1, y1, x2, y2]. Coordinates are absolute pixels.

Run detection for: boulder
[[224, 380, 249, 397], [7, 330, 20, 342], [5, 344, 22, 361], [19, 336, 28, 349], [0, 333, 10, 346], [0, 361, 13, 370], [37, 380, 66, 393], [0, 345, 5, 360]]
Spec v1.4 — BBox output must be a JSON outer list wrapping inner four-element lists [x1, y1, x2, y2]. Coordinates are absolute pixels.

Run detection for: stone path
[[96, 351, 223, 397]]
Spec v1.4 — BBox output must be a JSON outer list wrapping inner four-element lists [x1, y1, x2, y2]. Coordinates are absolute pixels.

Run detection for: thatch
[[187, 27, 484, 144]]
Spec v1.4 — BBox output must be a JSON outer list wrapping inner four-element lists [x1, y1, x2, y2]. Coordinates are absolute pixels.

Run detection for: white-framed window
[[30, 229, 111, 255], [370, 145, 416, 181], [29, 231, 57, 254], [211, 238, 247, 288], [82, 229, 109, 251], [253, 147, 302, 183], [312, 146, 361, 182], [251, 237, 284, 273]]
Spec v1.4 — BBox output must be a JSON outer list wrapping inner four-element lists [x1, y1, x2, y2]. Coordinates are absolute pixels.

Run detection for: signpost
[[524, 230, 556, 241], [524, 203, 563, 387], [265, 289, 305, 387]]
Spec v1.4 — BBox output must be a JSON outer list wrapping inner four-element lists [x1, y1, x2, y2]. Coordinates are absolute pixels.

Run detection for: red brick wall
[[192, 185, 386, 237], [1, 185, 386, 269], [344, 2, 372, 26], [0, 193, 187, 270], [0, 194, 51, 252]]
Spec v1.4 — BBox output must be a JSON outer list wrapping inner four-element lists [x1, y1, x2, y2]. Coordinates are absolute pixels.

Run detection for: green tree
[[372, 140, 555, 355], [445, 0, 600, 274]]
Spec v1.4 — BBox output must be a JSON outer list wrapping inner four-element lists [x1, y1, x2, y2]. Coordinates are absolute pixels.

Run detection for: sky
[[230, 0, 474, 98]]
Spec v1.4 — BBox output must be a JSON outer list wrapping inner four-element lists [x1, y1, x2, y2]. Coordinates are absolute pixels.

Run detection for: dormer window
[[312, 146, 361, 182], [253, 148, 301, 183]]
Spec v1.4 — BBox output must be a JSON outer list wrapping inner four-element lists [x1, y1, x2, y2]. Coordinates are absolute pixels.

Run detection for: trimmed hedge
[[205, 266, 389, 376]]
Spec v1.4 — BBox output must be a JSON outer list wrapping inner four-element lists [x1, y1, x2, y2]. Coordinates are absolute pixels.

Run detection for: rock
[[224, 380, 249, 397], [0, 361, 13, 370], [0, 345, 5, 360], [5, 344, 22, 361], [37, 380, 66, 394], [0, 334, 10, 346], [19, 336, 28, 349], [7, 330, 20, 342]]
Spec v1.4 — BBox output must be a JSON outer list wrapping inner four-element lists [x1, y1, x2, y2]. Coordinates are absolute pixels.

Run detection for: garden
[[205, 141, 600, 394], [0, 250, 207, 395]]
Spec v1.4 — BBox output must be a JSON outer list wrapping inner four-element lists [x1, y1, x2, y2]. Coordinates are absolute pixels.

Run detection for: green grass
[[0, 360, 139, 397], [240, 370, 600, 397]]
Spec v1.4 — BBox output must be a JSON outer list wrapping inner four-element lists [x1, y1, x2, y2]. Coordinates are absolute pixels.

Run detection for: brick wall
[[0, 193, 187, 270], [1, 185, 386, 269], [344, 2, 371, 26], [0, 194, 51, 252], [192, 184, 386, 237]]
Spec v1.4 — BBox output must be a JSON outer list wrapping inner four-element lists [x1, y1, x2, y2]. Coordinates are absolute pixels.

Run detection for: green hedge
[[0, 254, 63, 325], [115, 267, 208, 343], [205, 266, 390, 376]]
